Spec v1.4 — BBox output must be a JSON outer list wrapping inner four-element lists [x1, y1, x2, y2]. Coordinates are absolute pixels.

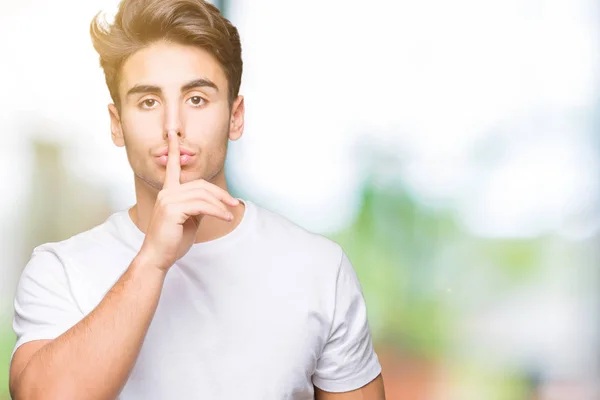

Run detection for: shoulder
[[18, 209, 130, 292], [16, 210, 133, 313], [251, 201, 346, 274], [256, 206, 344, 266], [28, 210, 126, 264]]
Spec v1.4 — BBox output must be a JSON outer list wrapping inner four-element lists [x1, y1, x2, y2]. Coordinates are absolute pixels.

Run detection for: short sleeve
[[11, 248, 83, 359], [312, 250, 382, 392]]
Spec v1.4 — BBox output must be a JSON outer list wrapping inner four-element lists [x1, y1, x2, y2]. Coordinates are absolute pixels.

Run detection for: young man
[[9, 0, 385, 399]]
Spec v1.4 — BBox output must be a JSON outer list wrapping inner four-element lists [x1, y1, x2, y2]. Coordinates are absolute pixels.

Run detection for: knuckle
[[193, 188, 209, 200]]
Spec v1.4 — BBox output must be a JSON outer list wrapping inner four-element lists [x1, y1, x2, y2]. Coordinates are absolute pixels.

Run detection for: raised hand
[[139, 131, 239, 271]]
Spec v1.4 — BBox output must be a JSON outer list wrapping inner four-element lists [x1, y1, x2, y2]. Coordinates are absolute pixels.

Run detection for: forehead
[[120, 41, 227, 94]]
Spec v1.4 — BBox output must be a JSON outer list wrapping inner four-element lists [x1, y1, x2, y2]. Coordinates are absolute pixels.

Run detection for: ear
[[108, 103, 125, 147], [228, 95, 245, 141]]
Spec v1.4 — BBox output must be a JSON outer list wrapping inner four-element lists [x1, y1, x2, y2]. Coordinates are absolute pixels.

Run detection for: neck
[[128, 169, 245, 244]]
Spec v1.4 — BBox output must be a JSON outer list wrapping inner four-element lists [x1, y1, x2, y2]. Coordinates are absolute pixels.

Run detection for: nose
[[162, 102, 185, 140]]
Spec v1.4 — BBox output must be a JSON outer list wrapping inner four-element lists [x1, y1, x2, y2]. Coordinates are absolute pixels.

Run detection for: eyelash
[[187, 96, 206, 107], [138, 96, 207, 110], [139, 99, 158, 109]]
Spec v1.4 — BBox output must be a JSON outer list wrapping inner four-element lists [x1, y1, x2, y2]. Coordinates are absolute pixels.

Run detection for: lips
[[155, 154, 195, 166], [155, 147, 196, 157], [154, 146, 196, 166]]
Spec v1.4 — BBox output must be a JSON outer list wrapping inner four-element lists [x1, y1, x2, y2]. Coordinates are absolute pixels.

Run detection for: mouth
[[154, 146, 196, 166], [155, 154, 195, 166]]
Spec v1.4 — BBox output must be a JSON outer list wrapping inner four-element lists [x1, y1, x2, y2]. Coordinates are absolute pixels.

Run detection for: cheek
[[121, 115, 161, 165], [123, 112, 162, 141], [122, 114, 164, 156], [186, 106, 229, 139]]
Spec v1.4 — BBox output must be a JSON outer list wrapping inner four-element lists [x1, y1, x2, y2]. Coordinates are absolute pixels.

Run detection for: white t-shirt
[[12, 198, 381, 399]]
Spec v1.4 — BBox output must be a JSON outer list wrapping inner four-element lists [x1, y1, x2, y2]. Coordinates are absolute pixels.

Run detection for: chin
[[179, 171, 205, 184]]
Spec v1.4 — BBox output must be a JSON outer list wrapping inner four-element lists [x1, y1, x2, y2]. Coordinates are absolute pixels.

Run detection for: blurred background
[[1, 0, 599, 398]]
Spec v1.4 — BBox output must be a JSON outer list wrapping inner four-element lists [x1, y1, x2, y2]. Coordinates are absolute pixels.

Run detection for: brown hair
[[90, 0, 242, 110]]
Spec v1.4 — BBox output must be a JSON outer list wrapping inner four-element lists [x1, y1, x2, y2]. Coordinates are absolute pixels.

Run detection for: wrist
[[131, 249, 170, 277]]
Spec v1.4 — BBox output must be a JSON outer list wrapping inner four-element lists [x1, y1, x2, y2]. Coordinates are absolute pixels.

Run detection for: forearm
[[314, 374, 386, 400], [15, 254, 166, 400]]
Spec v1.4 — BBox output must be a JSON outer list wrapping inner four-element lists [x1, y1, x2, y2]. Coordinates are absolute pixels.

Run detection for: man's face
[[109, 41, 244, 190]]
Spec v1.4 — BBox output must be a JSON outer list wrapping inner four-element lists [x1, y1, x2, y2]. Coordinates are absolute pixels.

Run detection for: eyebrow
[[126, 78, 219, 97]]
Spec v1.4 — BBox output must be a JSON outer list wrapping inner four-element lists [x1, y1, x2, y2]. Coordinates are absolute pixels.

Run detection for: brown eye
[[188, 96, 205, 107], [142, 99, 156, 108]]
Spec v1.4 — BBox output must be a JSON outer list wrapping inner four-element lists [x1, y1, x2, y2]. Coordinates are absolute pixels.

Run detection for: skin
[[109, 41, 247, 246], [315, 375, 386, 399], [9, 40, 385, 399]]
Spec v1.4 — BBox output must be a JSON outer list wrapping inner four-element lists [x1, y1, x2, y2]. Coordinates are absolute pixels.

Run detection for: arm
[[313, 249, 383, 397], [10, 131, 239, 400], [10, 254, 167, 400], [315, 374, 386, 400]]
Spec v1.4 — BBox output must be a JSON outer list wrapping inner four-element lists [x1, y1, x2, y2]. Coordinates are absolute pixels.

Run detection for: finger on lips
[[165, 131, 181, 188]]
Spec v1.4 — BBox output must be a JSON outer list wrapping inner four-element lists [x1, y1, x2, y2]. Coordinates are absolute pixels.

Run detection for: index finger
[[164, 131, 181, 189]]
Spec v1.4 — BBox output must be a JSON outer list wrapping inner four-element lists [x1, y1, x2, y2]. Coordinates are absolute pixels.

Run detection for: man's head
[[90, 0, 244, 190]]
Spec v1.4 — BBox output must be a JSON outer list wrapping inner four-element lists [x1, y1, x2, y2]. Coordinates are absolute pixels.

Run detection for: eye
[[187, 96, 206, 107], [139, 99, 159, 109]]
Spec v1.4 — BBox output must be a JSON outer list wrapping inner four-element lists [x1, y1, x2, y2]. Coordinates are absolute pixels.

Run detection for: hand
[[138, 131, 239, 271]]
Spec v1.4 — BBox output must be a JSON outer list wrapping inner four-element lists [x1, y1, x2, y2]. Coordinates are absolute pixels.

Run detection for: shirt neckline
[[116, 197, 256, 255]]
